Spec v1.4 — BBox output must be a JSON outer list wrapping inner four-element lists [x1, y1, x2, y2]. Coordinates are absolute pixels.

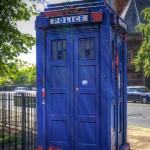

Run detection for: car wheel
[[141, 97, 148, 104]]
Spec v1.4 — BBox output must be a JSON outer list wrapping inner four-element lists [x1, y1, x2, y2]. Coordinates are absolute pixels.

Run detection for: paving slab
[[127, 126, 150, 150]]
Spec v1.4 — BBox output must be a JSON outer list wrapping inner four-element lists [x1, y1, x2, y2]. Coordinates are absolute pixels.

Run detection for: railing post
[[0, 92, 37, 150], [2, 93, 7, 149], [8, 93, 11, 150], [22, 93, 26, 150]]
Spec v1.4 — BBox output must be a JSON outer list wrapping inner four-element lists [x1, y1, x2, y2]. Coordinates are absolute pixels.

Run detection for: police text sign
[[50, 15, 88, 25]]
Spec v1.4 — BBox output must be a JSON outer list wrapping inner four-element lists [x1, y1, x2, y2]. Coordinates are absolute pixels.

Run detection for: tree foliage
[[134, 8, 150, 77], [0, 0, 36, 76], [13, 63, 36, 85], [0, 60, 36, 86]]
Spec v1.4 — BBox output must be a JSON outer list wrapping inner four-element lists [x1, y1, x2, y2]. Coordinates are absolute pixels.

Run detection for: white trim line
[[120, 0, 132, 19], [134, 0, 141, 24]]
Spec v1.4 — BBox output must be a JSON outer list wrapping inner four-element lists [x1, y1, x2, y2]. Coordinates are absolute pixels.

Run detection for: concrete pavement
[[127, 126, 150, 150]]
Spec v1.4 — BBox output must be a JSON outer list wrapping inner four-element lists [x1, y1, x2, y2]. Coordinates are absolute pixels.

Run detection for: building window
[[51, 40, 67, 61], [79, 38, 95, 60]]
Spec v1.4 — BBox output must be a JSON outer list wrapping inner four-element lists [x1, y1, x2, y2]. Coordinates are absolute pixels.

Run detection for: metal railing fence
[[0, 92, 37, 150]]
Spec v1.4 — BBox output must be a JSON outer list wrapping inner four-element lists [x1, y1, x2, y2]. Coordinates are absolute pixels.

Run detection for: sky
[[17, 16, 36, 64], [17, 0, 81, 64]]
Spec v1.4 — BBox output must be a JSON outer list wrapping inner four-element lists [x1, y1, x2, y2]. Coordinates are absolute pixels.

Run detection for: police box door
[[73, 31, 100, 150], [46, 28, 100, 150]]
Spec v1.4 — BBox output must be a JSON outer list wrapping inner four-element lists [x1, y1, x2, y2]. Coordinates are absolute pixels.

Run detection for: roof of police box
[[44, 0, 106, 12]]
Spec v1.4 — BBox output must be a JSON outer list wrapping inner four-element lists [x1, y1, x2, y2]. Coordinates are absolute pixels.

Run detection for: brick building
[[106, 0, 129, 13], [106, 0, 150, 88]]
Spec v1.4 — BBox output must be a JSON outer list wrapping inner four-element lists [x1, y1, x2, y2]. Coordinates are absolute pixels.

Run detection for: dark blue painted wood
[[45, 0, 104, 11], [46, 29, 72, 150], [100, 10, 111, 150], [74, 31, 100, 150], [110, 29, 117, 150], [117, 35, 124, 149], [123, 35, 127, 144], [36, 25, 46, 148], [36, 1, 128, 150]]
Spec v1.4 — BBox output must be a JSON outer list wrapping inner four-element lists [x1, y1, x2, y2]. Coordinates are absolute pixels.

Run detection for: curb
[[128, 126, 150, 132]]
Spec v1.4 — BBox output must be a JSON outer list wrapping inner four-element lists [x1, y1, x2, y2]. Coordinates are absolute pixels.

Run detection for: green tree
[[134, 8, 150, 77], [0, 60, 36, 86], [26, 65, 36, 85], [0, 0, 36, 76], [13, 63, 36, 85]]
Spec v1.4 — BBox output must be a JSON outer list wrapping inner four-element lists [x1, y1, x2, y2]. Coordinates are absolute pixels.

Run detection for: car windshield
[[138, 88, 150, 93], [15, 87, 29, 90], [128, 88, 137, 92]]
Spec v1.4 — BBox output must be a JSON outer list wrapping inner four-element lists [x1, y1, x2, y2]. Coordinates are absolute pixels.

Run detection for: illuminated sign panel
[[50, 15, 88, 24]]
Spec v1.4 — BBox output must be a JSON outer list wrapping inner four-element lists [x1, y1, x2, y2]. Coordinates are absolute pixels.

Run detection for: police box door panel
[[111, 32, 124, 149], [46, 31, 72, 150], [73, 31, 100, 150], [46, 28, 100, 150], [117, 37, 124, 148]]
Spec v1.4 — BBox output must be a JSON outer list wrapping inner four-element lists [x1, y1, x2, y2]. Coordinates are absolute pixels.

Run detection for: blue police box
[[35, 0, 130, 150]]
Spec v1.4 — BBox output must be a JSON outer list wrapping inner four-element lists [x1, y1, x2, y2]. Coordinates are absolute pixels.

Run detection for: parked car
[[14, 87, 30, 95], [31, 87, 37, 91], [127, 86, 150, 104]]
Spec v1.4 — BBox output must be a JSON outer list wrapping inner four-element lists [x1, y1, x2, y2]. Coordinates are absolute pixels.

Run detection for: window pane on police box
[[58, 40, 62, 51], [90, 50, 95, 59], [63, 40, 66, 50], [80, 39, 85, 50], [90, 39, 94, 49], [85, 40, 91, 49], [52, 41, 57, 51], [52, 52, 57, 60], [63, 51, 66, 60]]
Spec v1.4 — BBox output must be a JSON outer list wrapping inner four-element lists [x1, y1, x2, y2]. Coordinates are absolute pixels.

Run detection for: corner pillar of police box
[[35, 14, 47, 149], [98, 8, 129, 150], [117, 17, 129, 150], [99, 9, 114, 150], [109, 12, 130, 150], [99, 10, 129, 150]]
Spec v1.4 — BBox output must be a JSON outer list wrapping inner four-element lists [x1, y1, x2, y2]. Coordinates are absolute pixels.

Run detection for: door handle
[[76, 88, 79, 91]]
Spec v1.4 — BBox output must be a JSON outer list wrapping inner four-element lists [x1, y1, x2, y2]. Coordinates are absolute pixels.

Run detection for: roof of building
[[120, 0, 150, 33]]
